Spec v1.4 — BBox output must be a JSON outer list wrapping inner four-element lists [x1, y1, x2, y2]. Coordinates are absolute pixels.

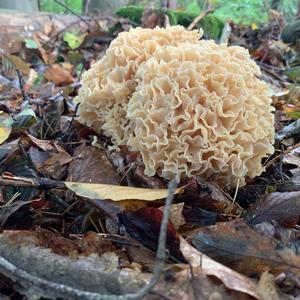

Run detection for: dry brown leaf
[[257, 272, 280, 300], [247, 191, 300, 227], [283, 145, 300, 168], [67, 144, 120, 185], [159, 202, 185, 230], [65, 181, 183, 201], [6, 55, 30, 76], [45, 64, 74, 86], [180, 237, 259, 299]]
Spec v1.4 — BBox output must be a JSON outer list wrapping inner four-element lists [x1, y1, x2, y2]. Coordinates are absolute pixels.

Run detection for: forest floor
[[0, 6, 300, 300]]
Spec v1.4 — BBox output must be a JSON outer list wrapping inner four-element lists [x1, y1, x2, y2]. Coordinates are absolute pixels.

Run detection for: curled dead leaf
[[180, 237, 259, 299]]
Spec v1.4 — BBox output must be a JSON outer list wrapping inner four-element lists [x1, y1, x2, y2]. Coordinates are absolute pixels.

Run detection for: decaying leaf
[[0, 199, 40, 228], [67, 144, 120, 185], [25, 134, 72, 179], [119, 207, 184, 261], [257, 272, 280, 300], [247, 191, 300, 227], [188, 219, 300, 276], [5, 55, 30, 76], [65, 181, 183, 201], [45, 64, 74, 86], [282, 145, 300, 168], [159, 202, 185, 230], [180, 237, 259, 299], [12, 106, 37, 133]]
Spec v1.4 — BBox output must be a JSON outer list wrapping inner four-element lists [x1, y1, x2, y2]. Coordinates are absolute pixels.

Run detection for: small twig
[[187, 5, 214, 31], [16, 69, 29, 102], [62, 102, 79, 142], [53, 0, 90, 27]]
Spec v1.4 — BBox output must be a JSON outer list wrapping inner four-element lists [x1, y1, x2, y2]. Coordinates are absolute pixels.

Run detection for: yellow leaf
[[0, 112, 13, 144], [251, 23, 258, 30], [65, 182, 182, 201]]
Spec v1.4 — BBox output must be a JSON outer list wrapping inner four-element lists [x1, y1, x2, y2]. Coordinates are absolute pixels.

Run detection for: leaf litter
[[0, 4, 300, 300]]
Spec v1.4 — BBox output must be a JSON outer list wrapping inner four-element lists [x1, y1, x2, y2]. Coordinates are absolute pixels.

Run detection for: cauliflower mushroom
[[75, 26, 203, 146], [75, 26, 275, 188]]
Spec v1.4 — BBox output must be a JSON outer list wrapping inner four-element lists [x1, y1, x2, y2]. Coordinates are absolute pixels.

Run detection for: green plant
[[39, 0, 83, 14]]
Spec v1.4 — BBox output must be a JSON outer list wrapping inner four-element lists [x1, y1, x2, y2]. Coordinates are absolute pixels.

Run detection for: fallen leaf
[[24, 39, 38, 49], [5, 55, 30, 76], [257, 271, 280, 300], [180, 237, 259, 299], [12, 106, 37, 133], [63, 32, 86, 50], [23, 134, 54, 151], [0, 199, 40, 228], [0, 112, 13, 144], [151, 264, 247, 300], [0, 139, 19, 162], [65, 181, 182, 201], [45, 64, 74, 86], [159, 202, 185, 230], [247, 191, 300, 227], [282, 145, 300, 168], [119, 207, 184, 261], [188, 219, 293, 276], [42, 151, 72, 180], [67, 144, 121, 185]]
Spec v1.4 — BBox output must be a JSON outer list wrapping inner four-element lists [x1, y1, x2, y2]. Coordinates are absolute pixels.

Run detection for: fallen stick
[[187, 5, 214, 31]]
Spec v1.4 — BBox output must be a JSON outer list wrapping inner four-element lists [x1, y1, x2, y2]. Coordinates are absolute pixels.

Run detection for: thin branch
[[53, 0, 90, 27], [187, 5, 214, 31], [16, 69, 29, 102]]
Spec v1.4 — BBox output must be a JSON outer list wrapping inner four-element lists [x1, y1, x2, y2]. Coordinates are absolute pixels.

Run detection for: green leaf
[[24, 39, 38, 49], [286, 111, 300, 119], [63, 32, 86, 50], [0, 112, 13, 144], [12, 106, 37, 133]]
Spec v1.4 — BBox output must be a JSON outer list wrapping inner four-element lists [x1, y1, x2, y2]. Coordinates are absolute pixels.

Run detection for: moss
[[116, 6, 144, 24], [115, 5, 224, 39]]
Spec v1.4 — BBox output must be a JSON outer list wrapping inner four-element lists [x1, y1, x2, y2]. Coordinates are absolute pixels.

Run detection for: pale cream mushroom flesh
[[75, 26, 275, 188]]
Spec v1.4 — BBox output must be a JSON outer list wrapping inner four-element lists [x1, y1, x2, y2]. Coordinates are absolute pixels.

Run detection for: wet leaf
[[12, 106, 37, 133], [188, 219, 295, 276], [119, 207, 185, 261], [180, 237, 259, 299], [0, 199, 39, 228], [0, 139, 19, 162], [282, 145, 300, 168], [65, 181, 183, 202], [247, 191, 300, 227]]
